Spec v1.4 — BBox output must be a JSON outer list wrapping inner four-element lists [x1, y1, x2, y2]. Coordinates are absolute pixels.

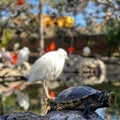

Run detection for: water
[[96, 108, 119, 120], [0, 82, 120, 119], [0, 59, 120, 120]]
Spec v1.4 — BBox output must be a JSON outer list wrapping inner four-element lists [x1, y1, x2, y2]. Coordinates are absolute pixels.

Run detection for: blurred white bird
[[15, 47, 30, 66], [26, 48, 68, 99], [1, 47, 13, 63], [83, 46, 91, 57], [15, 90, 30, 110], [13, 43, 20, 51]]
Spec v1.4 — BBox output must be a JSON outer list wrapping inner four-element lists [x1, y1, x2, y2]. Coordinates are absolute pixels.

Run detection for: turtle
[[48, 86, 116, 119]]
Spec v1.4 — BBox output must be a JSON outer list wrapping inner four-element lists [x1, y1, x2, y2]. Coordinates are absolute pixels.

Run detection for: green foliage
[[0, 0, 16, 5], [87, 39, 94, 47], [105, 21, 120, 55], [1, 29, 14, 47], [115, 89, 120, 108]]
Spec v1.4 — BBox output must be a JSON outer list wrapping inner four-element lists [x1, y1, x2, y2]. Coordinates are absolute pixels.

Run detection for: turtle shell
[[54, 86, 100, 103], [49, 86, 103, 111], [48, 85, 115, 118]]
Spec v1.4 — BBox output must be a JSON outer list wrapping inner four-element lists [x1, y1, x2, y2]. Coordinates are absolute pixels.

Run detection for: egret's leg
[[43, 80, 50, 99], [43, 80, 54, 113]]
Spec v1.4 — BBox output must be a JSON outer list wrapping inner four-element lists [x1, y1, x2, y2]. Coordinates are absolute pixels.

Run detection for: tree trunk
[[0, 30, 3, 44], [38, 0, 45, 56], [0, 23, 7, 44]]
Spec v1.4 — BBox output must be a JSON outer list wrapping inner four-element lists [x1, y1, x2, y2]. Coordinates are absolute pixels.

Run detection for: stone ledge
[[0, 110, 103, 120]]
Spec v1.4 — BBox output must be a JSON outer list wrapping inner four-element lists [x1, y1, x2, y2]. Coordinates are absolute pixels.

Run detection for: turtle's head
[[98, 91, 116, 107], [107, 92, 116, 107]]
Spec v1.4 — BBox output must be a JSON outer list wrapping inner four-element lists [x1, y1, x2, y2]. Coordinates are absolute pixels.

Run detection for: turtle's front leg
[[83, 101, 91, 119]]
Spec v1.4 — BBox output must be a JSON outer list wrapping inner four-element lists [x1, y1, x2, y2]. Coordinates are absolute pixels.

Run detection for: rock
[[0, 112, 43, 120], [0, 110, 103, 120], [46, 110, 103, 120], [47, 55, 106, 89]]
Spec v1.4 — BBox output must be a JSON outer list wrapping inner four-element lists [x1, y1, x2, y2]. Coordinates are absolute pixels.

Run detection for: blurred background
[[0, 0, 120, 120]]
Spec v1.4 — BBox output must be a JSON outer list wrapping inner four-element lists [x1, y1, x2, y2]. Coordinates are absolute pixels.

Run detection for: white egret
[[1, 47, 13, 63], [26, 48, 68, 99], [15, 47, 30, 66], [15, 90, 30, 111], [83, 46, 91, 57], [13, 43, 20, 51]]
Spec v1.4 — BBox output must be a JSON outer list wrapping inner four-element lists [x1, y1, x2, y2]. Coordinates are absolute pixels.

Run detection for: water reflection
[[0, 55, 119, 119], [47, 55, 106, 89], [96, 108, 119, 120], [96, 108, 106, 120]]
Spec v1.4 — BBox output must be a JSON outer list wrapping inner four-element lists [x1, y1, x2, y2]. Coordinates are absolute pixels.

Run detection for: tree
[[105, 20, 120, 56], [0, 0, 46, 55], [0, 0, 32, 44], [39, 0, 45, 56], [0, 0, 120, 54], [47, 0, 120, 55]]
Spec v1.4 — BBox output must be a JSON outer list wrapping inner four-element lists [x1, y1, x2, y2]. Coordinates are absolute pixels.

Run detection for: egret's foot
[[45, 97, 54, 104], [45, 97, 55, 113]]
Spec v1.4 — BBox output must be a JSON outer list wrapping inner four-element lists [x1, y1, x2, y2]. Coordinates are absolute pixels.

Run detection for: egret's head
[[1, 47, 5, 52], [57, 48, 68, 59], [23, 47, 29, 53]]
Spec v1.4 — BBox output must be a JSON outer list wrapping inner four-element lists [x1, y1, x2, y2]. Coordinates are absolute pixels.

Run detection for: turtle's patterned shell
[[49, 86, 115, 113], [54, 86, 100, 103]]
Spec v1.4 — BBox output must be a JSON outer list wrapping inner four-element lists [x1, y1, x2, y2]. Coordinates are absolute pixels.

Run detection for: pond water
[[96, 108, 120, 120], [0, 62, 120, 120]]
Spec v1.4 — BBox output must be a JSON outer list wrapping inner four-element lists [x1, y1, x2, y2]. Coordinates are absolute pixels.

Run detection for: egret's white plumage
[[16, 47, 30, 66], [26, 48, 68, 98]]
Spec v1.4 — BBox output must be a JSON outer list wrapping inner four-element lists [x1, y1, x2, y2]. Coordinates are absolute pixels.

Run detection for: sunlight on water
[[96, 108, 118, 120]]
